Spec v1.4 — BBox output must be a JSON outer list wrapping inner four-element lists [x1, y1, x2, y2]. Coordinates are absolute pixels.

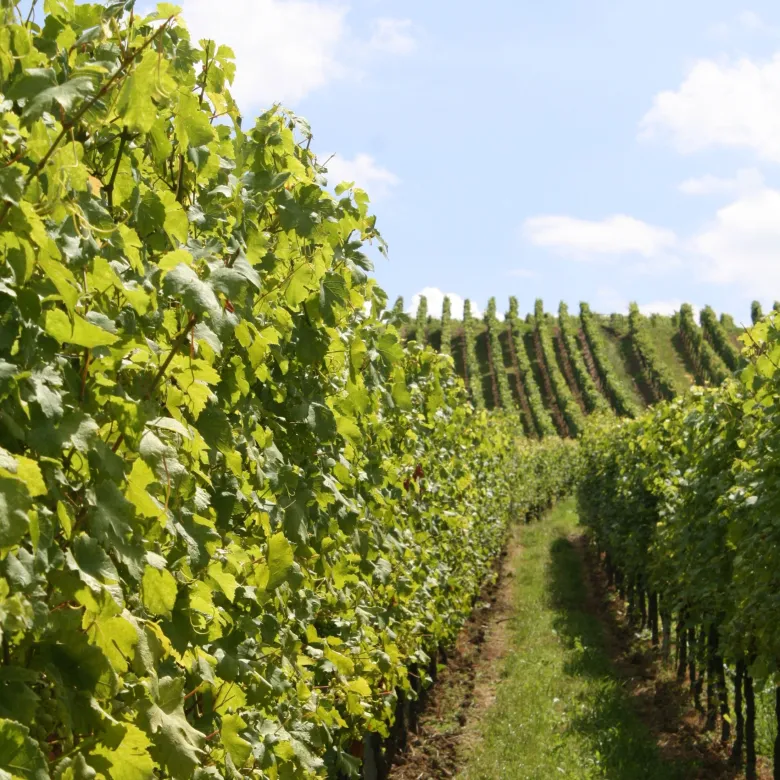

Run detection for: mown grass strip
[[462, 500, 691, 780]]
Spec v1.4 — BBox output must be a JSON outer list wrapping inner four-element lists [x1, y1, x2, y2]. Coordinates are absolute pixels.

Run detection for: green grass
[[596, 324, 647, 410], [461, 499, 692, 780], [641, 316, 692, 394]]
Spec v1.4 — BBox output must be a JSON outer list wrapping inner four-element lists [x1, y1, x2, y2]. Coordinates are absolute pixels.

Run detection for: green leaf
[[0, 166, 25, 207], [141, 566, 178, 618], [220, 714, 251, 768], [159, 190, 189, 246], [69, 533, 121, 594], [39, 251, 80, 312], [323, 648, 354, 676], [90, 722, 155, 780], [45, 309, 119, 348], [175, 92, 215, 149], [0, 683, 38, 728], [0, 449, 45, 498], [119, 51, 175, 133], [284, 262, 317, 307], [266, 532, 293, 590], [125, 460, 161, 520], [7, 68, 56, 100], [22, 75, 95, 122], [84, 607, 138, 674], [206, 562, 237, 603], [0, 478, 31, 551], [163, 264, 220, 319], [0, 718, 48, 780], [140, 677, 205, 779], [376, 332, 404, 365]]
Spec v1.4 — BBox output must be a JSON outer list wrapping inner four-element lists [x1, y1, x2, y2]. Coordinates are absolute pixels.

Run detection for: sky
[[66, 1, 780, 321]]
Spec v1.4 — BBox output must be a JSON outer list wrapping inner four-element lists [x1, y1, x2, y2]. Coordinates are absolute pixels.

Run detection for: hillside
[[396, 295, 748, 435]]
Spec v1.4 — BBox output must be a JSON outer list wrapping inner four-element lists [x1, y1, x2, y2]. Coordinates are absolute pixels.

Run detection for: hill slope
[[396, 295, 748, 437]]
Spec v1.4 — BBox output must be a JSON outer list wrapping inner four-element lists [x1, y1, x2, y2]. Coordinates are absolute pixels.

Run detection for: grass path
[[461, 499, 693, 780]]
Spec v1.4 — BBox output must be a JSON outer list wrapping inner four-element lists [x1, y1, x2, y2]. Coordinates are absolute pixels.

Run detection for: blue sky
[[91, 2, 780, 320]]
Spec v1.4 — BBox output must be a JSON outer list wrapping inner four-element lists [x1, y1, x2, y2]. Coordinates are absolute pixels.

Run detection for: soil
[[387, 529, 771, 780], [553, 326, 587, 414], [388, 535, 523, 780], [532, 328, 569, 437], [575, 535, 771, 780], [501, 328, 536, 438], [577, 327, 605, 394]]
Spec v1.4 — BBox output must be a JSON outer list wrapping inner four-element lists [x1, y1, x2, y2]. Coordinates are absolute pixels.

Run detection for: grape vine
[[485, 298, 515, 413], [0, 4, 577, 778], [557, 302, 610, 415], [463, 300, 486, 411], [700, 305, 740, 372], [677, 303, 729, 386], [628, 303, 677, 401], [579, 303, 640, 418], [534, 300, 584, 437], [506, 300, 556, 438], [414, 295, 428, 345], [440, 296, 452, 357]]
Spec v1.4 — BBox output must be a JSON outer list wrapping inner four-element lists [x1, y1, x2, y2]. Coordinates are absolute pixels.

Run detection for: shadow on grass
[[545, 535, 696, 780], [617, 333, 658, 407]]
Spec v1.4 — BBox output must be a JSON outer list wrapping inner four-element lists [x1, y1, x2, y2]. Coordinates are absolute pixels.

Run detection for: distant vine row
[[415, 295, 428, 345], [579, 303, 640, 417], [535, 300, 584, 436], [464, 300, 486, 410], [507, 299, 557, 437], [678, 304, 729, 386], [486, 298, 515, 412], [558, 302, 610, 414], [700, 306, 740, 372], [440, 296, 452, 356], [628, 303, 677, 401]]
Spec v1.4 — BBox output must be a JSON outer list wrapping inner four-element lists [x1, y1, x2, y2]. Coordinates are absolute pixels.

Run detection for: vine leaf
[[0, 718, 48, 780], [267, 532, 294, 590], [44, 309, 119, 348]]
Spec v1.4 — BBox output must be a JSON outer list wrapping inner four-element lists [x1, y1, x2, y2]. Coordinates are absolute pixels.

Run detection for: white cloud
[[690, 185, 780, 293], [707, 10, 777, 39], [637, 300, 697, 317], [639, 54, 780, 162], [182, 0, 347, 106], [589, 290, 696, 317], [180, 2, 415, 108], [523, 214, 677, 259], [408, 288, 481, 320], [738, 10, 767, 32], [368, 18, 416, 55], [678, 167, 764, 195], [325, 153, 399, 199]]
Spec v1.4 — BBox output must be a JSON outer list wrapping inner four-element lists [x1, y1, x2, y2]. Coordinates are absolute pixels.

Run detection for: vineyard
[[0, 2, 778, 779], [397, 294, 748, 430]]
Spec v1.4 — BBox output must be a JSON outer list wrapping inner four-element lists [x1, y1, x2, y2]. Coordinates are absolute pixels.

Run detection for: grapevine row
[[579, 304, 640, 417], [700, 305, 740, 371], [677, 303, 729, 385], [485, 298, 516, 413], [506, 299, 557, 437], [0, 5, 581, 778], [463, 299, 486, 410], [578, 311, 780, 778], [535, 300, 585, 436], [414, 294, 428, 345], [440, 296, 452, 357], [557, 302, 610, 414], [628, 303, 677, 401]]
